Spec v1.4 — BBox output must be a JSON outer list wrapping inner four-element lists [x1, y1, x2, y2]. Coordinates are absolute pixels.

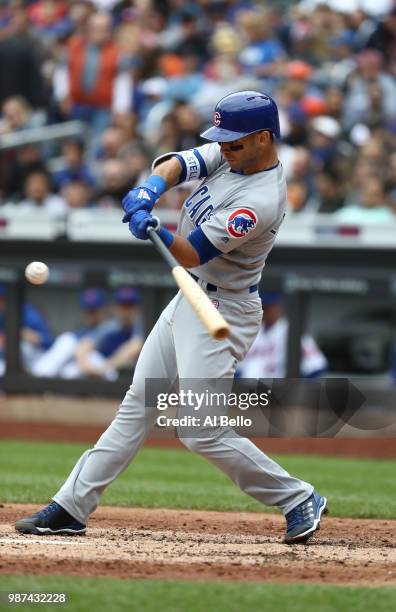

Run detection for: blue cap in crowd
[[260, 291, 282, 307], [114, 287, 141, 305], [287, 102, 308, 125], [80, 288, 106, 310], [330, 30, 355, 49]]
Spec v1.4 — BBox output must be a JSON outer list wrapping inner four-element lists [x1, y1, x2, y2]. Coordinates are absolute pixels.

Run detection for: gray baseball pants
[[54, 288, 313, 524]]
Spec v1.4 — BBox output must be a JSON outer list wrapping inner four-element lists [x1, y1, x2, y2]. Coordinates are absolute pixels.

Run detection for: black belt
[[190, 274, 258, 294]]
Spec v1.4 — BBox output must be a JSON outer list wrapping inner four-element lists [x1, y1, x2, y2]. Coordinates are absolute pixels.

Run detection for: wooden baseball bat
[[147, 227, 230, 340]]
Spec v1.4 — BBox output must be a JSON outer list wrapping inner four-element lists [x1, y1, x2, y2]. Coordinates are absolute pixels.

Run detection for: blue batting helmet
[[200, 91, 280, 142], [114, 287, 141, 306], [80, 288, 106, 310]]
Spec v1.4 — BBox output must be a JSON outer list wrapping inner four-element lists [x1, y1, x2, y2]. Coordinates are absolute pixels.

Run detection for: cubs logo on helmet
[[226, 208, 257, 238]]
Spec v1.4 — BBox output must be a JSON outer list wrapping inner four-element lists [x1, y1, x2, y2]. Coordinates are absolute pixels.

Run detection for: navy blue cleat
[[284, 491, 327, 544], [15, 501, 86, 536]]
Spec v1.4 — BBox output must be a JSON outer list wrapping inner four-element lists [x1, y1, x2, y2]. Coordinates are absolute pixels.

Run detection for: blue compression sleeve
[[142, 175, 167, 197], [157, 226, 174, 248], [187, 226, 222, 265]]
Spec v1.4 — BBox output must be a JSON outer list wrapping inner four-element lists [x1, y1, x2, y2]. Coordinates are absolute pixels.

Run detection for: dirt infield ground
[[1, 505, 395, 586]]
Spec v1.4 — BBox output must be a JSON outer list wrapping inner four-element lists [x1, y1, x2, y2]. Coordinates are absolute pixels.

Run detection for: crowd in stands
[[0, 0, 395, 221]]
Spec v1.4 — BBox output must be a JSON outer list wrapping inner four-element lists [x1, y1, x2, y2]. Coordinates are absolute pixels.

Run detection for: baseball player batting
[[16, 91, 327, 544]]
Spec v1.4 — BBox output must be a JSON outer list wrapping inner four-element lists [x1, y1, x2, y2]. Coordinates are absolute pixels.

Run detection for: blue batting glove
[[129, 210, 157, 241], [122, 175, 167, 223]]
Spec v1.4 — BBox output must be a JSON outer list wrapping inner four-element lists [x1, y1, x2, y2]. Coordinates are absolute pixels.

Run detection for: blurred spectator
[[112, 111, 139, 142], [120, 144, 150, 187], [324, 87, 344, 121], [0, 96, 45, 201], [346, 7, 377, 48], [204, 25, 242, 81], [309, 170, 346, 213], [287, 178, 310, 214], [237, 8, 285, 79], [96, 159, 130, 209], [343, 50, 396, 130], [161, 181, 198, 213], [147, 100, 201, 157], [138, 76, 172, 140], [359, 136, 388, 166], [0, 283, 53, 376], [153, 113, 181, 156], [27, 0, 71, 41], [0, 96, 36, 136], [282, 6, 318, 65], [335, 176, 394, 222], [178, 101, 203, 142], [72, 287, 144, 380], [61, 180, 93, 210], [97, 125, 128, 160], [365, 8, 396, 74], [301, 96, 329, 119], [0, 6, 48, 108], [53, 139, 96, 191], [55, 11, 132, 155], [0, 0, 394, 229], [309, 115, 342, 170], [289, 147, 315, 198], [286, 59, 313, 83], [347, 157, 380, 204], [282, 102, 309, 147], [172, 11, 209, 64], [67, 0, 95, 37], [17, 170, 66, 215], [387, 152, 396, 206], [325, 30, 357, 88], [32, 288, 108, 378], [238, 292, 327, 379], [1, 145, 46, 202], [166, 54, 203, 103]]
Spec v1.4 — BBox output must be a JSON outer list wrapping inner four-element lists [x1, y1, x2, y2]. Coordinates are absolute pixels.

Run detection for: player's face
[[219, 131, 272, 173], [84, 308, 105, 327], [115, 304, 140, 326]]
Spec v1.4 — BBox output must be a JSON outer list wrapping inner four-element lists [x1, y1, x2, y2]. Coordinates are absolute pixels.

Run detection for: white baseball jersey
[[153, 143, 287, 290], [238, 318, 328, 378]]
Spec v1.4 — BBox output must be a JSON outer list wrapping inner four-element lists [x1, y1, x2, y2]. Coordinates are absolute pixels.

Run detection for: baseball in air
[[25, 261, 49, 285]]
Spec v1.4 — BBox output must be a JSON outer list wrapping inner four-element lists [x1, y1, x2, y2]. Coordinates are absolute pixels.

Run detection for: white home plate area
[[0, 505, 395, 584]]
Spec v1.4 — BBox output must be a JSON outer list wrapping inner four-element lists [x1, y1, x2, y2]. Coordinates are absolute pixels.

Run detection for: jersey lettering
[[184, 151, 200, 179], [195, 205, 214, 226], [184, 185, 213, 226]]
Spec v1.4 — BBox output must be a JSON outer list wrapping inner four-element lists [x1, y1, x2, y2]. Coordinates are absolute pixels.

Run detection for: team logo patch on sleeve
[[226, 208, 257, 238]]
